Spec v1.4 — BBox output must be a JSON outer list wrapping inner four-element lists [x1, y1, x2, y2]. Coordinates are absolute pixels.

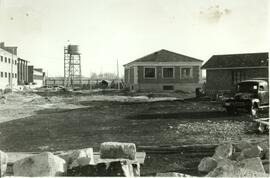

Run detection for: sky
[[0, 0, 269, 77]]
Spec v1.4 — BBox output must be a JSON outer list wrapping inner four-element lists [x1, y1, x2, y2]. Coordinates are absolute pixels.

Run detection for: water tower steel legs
[[64, 46, 82, 88]]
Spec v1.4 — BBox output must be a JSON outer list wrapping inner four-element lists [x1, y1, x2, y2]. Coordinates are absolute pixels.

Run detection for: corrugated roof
[[202, 52, 269, 69], [124, 49, 203, 66]]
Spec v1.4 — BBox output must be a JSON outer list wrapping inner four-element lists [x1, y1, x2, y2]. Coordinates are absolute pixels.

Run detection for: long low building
[[201, 52, 269, 96], [123, 49, 203, 92], [0, 43, 18, 90]]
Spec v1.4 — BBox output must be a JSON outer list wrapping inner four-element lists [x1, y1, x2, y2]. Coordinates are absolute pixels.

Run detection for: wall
[[0, 48, 18, 90], [205, 68, 269, 96], [28, 66, 45, 88], [124, 65, 201, 92]]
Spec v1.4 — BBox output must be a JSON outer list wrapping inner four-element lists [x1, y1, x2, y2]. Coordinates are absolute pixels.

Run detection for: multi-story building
[[0, 43, 18, 90]]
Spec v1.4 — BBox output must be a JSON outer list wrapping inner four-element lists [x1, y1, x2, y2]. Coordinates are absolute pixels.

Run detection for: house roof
[[202, 52, 269, 69], [124, 49, 203, 66]]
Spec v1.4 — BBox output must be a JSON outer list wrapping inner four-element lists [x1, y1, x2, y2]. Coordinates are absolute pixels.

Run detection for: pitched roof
[[124, 49, 203, 66], [202, 52, 269, 69]]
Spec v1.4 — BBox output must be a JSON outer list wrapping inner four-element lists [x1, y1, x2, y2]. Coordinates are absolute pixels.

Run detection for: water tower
[[64, 45, 82, 88]]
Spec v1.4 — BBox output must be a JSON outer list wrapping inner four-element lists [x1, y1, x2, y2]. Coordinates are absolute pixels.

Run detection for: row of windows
[[144, 67, 193, 79], [0, 56, 17, 65], [0, 72, 17, 78]]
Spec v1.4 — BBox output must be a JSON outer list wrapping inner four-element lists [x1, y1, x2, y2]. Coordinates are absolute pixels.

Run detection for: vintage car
[[224, 79, 269, 116]]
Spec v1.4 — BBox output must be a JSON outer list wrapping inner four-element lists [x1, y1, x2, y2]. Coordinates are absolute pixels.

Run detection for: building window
[[0, 56, 3, 62], [15, 73, 17, 78], [232, 71, 246, 85], [5, 72, 7, 78], [162, 67, 174, 78], [0, 72, 3, 78], [12, 73, 14, 78], [8, 58, 10, 63], [163, 85, 174, 90], [15, 60, 17, 65], [181, 67, 193, 78], [5, 57, 7, 63], [144, 67, 156, 79]]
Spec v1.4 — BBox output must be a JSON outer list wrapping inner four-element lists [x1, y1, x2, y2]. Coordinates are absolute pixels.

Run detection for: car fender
[[251, 98, 260, 107]]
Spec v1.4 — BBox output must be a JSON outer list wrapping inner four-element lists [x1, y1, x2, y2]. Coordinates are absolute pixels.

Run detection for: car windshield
[[237, 82, 258, 93]]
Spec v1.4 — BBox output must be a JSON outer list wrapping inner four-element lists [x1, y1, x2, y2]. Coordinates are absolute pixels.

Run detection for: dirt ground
[[0, 91, 268, 175]]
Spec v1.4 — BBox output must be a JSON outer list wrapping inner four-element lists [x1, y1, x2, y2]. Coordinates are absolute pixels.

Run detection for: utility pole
[[117, 59, 120, 90]]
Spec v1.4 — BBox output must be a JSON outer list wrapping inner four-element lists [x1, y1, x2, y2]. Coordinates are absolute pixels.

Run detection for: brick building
[[123, 49, 203, 92], [201, 52, 269, 96]]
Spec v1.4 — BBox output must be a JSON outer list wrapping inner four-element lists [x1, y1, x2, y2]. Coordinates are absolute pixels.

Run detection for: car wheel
[[250, 104, 258, 116]]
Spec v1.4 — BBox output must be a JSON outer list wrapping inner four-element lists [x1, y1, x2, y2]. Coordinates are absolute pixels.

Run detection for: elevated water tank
[[68, 45, 80, 55]]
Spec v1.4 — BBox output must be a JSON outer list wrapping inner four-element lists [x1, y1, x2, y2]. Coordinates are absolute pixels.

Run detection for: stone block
[[0, 150, 8, 176], [100, 142, 136, 160], [233, 141, 252, 152], [239, 157, 265, 173], [198, 157, 217, 173], [237, 145, 263, 161], [213, 143, 233, 159], [13, 152, 66, 176], [59, 148, 94, 169]]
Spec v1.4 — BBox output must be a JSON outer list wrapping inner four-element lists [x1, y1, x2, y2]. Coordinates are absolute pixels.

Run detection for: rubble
[[233, 141, 252, 152], [239, 157, 265, 173], [0, 150, 8, 176], [156, 172, 193, 177], [198, 157, 217, 172], [13, 152, 66, 176], [67, 160, 140, 177], [199, 140, 270, 177], [58, 148, 94, 169], [212, 143, 233, 160], [100, 142, 136, 160], [236, 145, 263, 161]]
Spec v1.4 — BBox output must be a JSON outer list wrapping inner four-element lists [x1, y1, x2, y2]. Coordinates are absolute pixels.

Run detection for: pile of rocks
[[198, 140, 269, 177], [0, 142, 140, 177]]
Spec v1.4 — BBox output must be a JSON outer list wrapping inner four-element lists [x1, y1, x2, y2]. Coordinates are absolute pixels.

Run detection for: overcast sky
[[0, 0, 269, 77]]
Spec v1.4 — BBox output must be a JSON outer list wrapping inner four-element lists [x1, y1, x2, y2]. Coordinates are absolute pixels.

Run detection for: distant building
[[201, 52, 269, 96], [123, 49, 203, 92], [0, 43, 18, 90], [28, 66, 45, 88], [17, 58, 29, 85]]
